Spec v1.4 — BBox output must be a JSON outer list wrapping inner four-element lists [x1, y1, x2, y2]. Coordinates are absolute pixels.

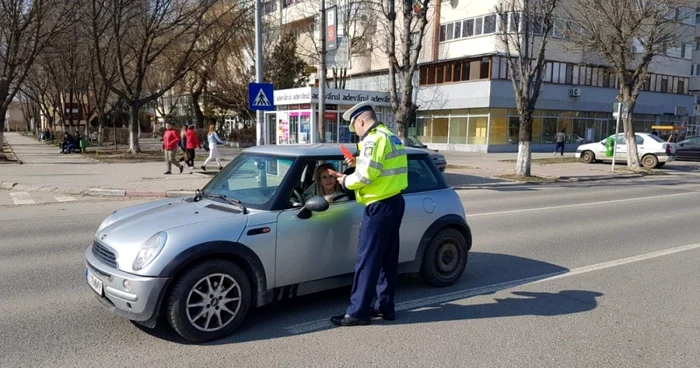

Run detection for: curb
[[558, 173, 645, 182], [87, 188, 126, 197], [1, 139, 22, 164]]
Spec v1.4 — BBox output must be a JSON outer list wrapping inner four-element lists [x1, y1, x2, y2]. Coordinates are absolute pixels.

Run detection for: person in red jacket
[[162, 122, 184, 175], [184, 125, 202, 168]]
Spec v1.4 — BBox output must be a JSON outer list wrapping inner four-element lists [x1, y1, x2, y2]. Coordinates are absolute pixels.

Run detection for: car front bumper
[[84, 244, 170, 323]]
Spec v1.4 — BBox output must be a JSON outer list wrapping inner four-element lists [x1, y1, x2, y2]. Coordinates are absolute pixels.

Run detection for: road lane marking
[[284, 241, 700, 335], [54, 195, 76, 202], [9, 192, 35, 205], [469, 191, 698, 217]]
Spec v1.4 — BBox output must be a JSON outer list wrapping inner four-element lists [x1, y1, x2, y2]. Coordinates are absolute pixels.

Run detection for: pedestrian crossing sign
[[248, 83, 275, 111]]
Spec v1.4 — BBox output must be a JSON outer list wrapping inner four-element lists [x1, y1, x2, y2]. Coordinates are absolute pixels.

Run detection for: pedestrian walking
[[179, 125, 189, 164], [162, 122, 184, 175], [328, 101, 408, 327], [555, 129, 566, 156], [201, 119, 226, 171], [184, 125, 201, 168]]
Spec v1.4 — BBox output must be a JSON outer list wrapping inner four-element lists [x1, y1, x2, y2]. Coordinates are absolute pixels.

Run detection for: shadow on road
[[131, 252, 601, 346]]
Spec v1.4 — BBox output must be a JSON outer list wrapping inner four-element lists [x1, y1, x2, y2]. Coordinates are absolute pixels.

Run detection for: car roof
[[243, 143, 430, 157]]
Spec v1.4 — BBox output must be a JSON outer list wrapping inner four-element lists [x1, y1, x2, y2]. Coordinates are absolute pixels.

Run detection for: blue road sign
[[248, 83, 275, 111]]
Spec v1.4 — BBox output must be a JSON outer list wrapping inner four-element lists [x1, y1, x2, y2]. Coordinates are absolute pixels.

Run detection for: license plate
[[87, 269, 103, 296]]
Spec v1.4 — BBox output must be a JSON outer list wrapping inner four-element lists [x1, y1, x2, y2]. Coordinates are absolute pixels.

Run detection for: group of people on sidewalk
[[161, 117, 227, 175]]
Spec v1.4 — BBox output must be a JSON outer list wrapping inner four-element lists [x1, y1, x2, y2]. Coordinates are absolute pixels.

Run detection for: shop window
[[507, 116, 520, 144], [448, 117, 467, 144], [432, 118, 449, 143], [468, 116, 488, 145], [489, 115, 508, 144], [532, 116, 543, 144], [541, 117, 557, 143]]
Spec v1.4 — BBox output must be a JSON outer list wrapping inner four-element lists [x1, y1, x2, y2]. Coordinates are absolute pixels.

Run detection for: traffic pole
[[255, 0, 264, 145], [611, 102, 622, 172]]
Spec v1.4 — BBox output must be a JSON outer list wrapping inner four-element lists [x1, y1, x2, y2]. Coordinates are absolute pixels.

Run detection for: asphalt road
[[2, 176, 700, 367]]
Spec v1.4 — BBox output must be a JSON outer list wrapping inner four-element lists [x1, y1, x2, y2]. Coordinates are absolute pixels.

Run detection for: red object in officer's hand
[[340, 145, 353, 161]]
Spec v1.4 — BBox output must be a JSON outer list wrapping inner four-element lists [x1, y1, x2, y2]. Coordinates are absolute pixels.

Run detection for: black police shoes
[[370, 309, 396, 321], [330, 314, 370, 327]]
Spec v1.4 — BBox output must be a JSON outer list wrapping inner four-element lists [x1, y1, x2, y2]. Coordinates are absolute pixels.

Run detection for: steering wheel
[[291, 188, 304, 206]]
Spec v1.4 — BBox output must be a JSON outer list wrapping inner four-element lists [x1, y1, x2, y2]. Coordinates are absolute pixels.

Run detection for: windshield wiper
[[201, 191, 247, 214]]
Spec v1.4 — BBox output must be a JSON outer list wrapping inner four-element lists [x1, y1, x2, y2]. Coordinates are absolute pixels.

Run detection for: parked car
[[675, 136, 700, 161], [403, 136, 447, 172], [84, 144, 472, 342], [575, 132, 677, 168]]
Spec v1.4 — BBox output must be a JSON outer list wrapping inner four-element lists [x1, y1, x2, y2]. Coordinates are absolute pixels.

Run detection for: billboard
[[326, 6, 337, 51]]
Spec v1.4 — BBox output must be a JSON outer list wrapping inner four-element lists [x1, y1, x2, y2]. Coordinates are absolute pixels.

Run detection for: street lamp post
[[318, 0, 327, 144], [255, 0, 264, 145]]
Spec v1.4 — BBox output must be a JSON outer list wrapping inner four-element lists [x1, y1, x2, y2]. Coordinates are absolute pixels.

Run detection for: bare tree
[[380, 0, 430, 140], [89, 0, 249, 153], [0, 0, 75, 158], [562, 0, 692, 169], [495, 0, 559, 177], [87, 42, 118, 145]]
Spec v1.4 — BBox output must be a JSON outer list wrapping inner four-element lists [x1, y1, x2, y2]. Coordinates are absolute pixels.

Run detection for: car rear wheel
[[641, 154, 659, 169], [580, 151, 595, 164], [166, 259, 251, 343], [419, 228, 468, 287]]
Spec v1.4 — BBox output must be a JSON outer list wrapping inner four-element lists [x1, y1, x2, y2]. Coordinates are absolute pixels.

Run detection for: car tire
[[419, 228, 468, 287], [580, 150, 595, 164], [641, 154, 658, 169], [166, 259, 251, 343]]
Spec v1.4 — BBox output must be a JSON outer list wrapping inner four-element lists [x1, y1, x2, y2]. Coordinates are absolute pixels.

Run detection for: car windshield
[[404, 137, 424, 147], [201, 153, 295, 210]]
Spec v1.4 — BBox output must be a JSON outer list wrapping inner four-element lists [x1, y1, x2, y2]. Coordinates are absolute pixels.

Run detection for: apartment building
[[265, 0, 698, 150]]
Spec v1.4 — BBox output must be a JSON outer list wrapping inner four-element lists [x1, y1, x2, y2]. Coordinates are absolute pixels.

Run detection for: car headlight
[[97, 211, 117, 232], [133, 232, 168, 271]]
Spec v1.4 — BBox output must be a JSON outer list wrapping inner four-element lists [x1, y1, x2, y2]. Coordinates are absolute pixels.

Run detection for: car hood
[[94, 198, 248, 273]]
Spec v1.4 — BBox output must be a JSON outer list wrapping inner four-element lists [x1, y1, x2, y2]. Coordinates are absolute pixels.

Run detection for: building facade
[[261, 0, 698, 149]]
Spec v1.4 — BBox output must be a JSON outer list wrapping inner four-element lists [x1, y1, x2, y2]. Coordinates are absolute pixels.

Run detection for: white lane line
[[284, 241, 700, 335], [8, 192, 35, 205], [54, 195, 76, 202], [469, 191, 698, 217]]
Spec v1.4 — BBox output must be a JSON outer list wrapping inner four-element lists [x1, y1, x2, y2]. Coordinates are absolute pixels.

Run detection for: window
[[479, 58, 490, 79], [446, 23, 454, 40], [565, 64, 574, 84], [464, 19, 474, 37], [454, 21, 462, 38], [454, 62, 462, 81], [475, 17, 483, 35], [553, 19, 567, 38], [660, 77, 668, 92], [484, 15, 497, 34], [509, 12, 521, 33], [678, 80, 685, 94], [436, 65, 444, 83], [405, 158, 440, 193], [202, 154, 295, 209], [439, 25, 446, 42]]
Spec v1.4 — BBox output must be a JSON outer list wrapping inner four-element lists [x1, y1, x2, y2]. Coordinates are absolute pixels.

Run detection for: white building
[[262, 0, 698, 148]]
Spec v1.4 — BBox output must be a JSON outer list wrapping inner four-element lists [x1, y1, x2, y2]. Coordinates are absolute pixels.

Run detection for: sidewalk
[[1, 132, 657, 198]]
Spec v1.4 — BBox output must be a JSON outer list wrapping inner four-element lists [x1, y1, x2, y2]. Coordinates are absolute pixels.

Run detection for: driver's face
[[319, 170, 336, 191]]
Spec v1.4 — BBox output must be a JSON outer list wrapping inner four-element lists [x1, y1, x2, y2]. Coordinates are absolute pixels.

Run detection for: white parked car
[[575, 133, 677, 168]]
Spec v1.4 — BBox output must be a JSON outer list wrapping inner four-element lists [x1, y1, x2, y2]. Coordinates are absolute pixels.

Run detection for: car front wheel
[[166, 259, 251, 343], [580, 151, 595, 164], [419, 228, 469, 287]]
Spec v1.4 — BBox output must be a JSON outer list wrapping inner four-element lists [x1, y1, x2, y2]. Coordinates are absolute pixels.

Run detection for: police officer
[[329, 101, 408, 326]]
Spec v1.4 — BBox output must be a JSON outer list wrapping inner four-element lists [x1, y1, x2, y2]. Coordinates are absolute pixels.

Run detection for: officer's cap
[[342, 101, 374, 133]]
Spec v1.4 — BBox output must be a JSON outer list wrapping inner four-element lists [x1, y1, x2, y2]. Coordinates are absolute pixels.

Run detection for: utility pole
[[318, 0, 327, 143], [255, 0, 264, 145]]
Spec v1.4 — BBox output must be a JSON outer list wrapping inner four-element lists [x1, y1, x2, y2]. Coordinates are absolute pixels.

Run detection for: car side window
[[405, 157, 440, 193], [636, 136, 644, 145], [616, 136, 625, 144]]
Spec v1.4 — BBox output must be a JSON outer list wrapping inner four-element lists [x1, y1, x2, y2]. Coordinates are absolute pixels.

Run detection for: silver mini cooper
[[84, 144, 472, 342]]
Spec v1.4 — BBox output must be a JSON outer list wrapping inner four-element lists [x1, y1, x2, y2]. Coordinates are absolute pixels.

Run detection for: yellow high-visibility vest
[[344, 123, 408, 205]]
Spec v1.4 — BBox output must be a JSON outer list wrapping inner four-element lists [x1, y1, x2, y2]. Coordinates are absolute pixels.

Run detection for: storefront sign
[[274, 88, 392, 107]]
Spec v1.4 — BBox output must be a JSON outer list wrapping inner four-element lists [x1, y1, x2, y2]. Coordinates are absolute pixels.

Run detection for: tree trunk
[[97, 112, 105, 145], [515, 110, 534, 177], [622, 112, 640, 169], [128, 103, 141, 153], [0, 108, 6, 160], [192, 90, 205, 128]]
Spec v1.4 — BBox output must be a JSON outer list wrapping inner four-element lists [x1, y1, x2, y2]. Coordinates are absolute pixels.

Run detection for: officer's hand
[[345, 157, 356, 167], [336, 175, 346, 187]]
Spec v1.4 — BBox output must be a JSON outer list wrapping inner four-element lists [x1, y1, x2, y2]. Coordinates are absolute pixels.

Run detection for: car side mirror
[[679, 143, 684, 147], [296, 195, 330, 219]]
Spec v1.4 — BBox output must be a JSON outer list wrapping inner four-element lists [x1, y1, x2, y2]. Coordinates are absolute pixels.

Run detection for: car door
[[274, 159, 363, 287], [615, 134, 627, 161], [677, 137, 700, 161]]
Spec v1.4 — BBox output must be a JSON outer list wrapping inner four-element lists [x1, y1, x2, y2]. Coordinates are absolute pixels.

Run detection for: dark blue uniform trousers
[[346, 194, 405, 319]]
